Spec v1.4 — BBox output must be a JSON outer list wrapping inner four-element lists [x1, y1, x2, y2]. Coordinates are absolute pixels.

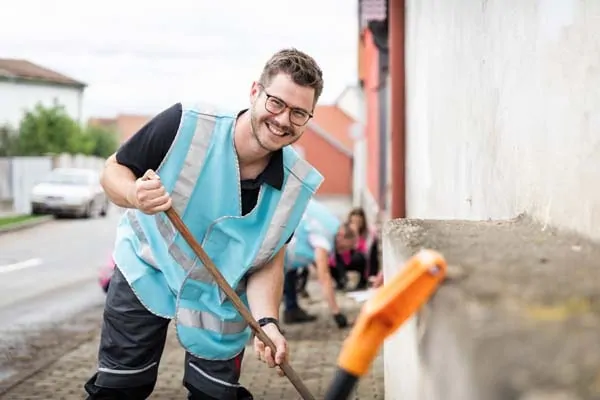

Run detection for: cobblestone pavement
[[1, 279, 384, 399]]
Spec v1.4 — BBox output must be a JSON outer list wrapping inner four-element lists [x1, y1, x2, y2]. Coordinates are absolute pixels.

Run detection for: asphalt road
[[0, 196, 354, 393], [0, 210, 120, 329], [0, 209, 123, 391]]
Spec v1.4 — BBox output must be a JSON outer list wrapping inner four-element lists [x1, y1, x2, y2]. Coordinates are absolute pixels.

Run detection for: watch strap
[[258, 317, 281, 332]]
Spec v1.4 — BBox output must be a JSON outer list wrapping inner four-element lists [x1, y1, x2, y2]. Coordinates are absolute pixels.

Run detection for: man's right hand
[[127, 169, 172, 214]]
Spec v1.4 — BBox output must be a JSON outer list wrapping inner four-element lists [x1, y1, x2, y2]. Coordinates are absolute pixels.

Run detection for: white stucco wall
[[353, 138, 367, 207], [0, 81, 84, 128], [385, 0, 600, 398], [404, 0, 600, 240], [336, 85, 366, 124]]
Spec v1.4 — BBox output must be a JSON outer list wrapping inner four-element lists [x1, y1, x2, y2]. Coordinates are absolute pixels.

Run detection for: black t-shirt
[[116, 102, 292, 244]]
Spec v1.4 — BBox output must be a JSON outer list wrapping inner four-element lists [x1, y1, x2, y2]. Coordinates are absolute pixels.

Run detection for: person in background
[[283, 199, 356, 328], [328, 240, 368, 291], [331, 207, 380, 291], [349, 208, 379, 266], [369, 270, 384, 288]]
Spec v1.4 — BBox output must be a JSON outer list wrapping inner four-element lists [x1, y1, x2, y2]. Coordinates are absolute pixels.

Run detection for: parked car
[[99, 255, 116, 293], [30, 168, 109, 218]]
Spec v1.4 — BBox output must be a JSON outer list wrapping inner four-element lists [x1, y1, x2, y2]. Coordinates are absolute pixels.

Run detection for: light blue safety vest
[[113, 106, 323, 360], [284, 199, 340, 270]]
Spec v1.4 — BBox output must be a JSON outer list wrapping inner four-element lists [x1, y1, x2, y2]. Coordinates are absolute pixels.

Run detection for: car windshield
[[45, 171, 91, 185]]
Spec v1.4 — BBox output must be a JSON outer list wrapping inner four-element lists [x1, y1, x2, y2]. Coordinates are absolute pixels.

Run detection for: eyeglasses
[[258, 84, 313, 126]]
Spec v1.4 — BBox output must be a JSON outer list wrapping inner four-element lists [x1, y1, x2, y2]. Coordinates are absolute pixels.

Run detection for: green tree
[[16, 102, 83, 156], [83, 125, 120, 158], [0, 124, 18, 156]]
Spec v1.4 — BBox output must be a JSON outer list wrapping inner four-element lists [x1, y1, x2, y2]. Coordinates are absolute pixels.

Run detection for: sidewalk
[[1, 280, 384, 399]]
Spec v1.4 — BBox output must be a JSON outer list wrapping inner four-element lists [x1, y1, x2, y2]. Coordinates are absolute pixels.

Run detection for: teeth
[[267, 123, 284, 136]]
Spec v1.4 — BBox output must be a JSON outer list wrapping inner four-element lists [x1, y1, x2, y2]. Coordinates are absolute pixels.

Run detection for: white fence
[[0, 154, 105, 215]]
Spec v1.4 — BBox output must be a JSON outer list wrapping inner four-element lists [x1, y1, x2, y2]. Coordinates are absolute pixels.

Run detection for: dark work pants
[[366, 239, 380, 278], [283, 268, 300, 311], [84, 267, 252, 400], [330, 251, 368, 289]]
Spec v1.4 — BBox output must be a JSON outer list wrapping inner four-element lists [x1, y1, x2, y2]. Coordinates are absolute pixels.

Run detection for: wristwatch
[[258, 317, 282, 333]]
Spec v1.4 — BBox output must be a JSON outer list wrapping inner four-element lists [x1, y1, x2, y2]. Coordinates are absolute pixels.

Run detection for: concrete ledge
[[0, 216, 54, 235], [382, 215, 600, 400]]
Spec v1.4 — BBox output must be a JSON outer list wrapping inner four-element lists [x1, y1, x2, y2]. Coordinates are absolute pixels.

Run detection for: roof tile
[[0, 58, 85, 87]]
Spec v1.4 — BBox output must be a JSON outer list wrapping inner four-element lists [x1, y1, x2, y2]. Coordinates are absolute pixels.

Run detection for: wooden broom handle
[[164, 208, 315, 400]]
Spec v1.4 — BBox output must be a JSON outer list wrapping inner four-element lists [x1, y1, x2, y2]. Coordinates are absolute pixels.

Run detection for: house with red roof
[[294, 100, 357, 200], [0, 58, 86, 129]]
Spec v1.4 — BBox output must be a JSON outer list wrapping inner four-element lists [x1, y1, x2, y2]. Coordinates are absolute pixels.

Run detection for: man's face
[[249, 73, 315, 152]]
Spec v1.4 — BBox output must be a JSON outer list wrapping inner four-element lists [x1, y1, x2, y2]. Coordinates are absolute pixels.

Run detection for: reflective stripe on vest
[[125, 113, 314, 333], [284, 199, 340, 270], [176, 307, 247, 334]]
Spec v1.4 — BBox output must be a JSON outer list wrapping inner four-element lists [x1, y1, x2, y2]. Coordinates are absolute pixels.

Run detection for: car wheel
[[99, 201, 108, 217], [82, 202, 93, 219], [31, 205, 43, 215]]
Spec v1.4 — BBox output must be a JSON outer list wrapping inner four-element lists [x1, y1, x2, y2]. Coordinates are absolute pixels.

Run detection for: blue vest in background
[[113, 105, 323, 360], [285, 199, 341, 270]]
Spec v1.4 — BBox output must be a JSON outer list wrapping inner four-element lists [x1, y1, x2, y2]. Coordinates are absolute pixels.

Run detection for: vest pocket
[[179, 279, 206, 301]]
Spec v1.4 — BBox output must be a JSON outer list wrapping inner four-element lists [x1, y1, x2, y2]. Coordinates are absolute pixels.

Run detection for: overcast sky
[[1, 0, 358, 119]]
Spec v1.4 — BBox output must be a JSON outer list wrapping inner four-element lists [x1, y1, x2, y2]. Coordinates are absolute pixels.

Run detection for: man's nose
[[273, 108, 291, 126]]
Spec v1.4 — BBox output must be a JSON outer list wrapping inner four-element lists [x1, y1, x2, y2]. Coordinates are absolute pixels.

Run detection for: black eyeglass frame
[[257, 83, 314, 127]]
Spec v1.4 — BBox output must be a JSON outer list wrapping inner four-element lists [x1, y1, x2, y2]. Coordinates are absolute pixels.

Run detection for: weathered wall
[[404, 0, 600, 240], [384, 0, 600, 398], [383, 217, 600, 400]]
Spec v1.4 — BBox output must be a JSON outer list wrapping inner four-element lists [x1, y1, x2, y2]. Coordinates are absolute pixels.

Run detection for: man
[[283, 199, 357, 328], [84, 49, 325, 400]]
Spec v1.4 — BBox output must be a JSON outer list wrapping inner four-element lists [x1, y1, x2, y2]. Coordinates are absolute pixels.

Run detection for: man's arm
[[248, 246, 288, 371], [314, 247, 340, 315], [100, 103, 182, 208], [305, 227, 341, 315], [246, 246, 287, 320], [101, 153, 141, 208]]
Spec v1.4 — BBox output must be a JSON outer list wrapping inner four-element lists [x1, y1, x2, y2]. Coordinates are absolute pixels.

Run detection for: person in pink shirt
[[328, 207, 380, 291], [348, 208, 380, 284], [348, 209, 376, 254]]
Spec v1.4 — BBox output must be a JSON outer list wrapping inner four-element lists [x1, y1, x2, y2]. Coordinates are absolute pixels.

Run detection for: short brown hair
[[259, 48, 324, 105]]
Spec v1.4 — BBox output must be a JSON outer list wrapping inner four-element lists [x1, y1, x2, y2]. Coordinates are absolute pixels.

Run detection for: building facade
[[0, 59, 86, 129]]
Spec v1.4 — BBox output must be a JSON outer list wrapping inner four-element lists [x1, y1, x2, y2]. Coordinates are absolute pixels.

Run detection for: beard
[[250, 106, 299, 151], [250, 107, 266, 149]]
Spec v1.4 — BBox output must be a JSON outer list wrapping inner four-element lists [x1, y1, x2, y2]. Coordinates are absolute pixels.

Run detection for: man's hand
[[254, 323, 288, 377], [128, 169, 172, 214]]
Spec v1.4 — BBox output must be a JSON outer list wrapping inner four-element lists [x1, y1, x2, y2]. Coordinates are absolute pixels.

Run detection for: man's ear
[[249, 81, 261, 103]]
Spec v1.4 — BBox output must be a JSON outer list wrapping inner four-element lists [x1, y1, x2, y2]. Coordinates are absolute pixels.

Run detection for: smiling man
[[84, 49, 325, 400]]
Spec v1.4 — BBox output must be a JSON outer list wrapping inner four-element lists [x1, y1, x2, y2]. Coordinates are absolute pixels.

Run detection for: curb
[[0, 278, 106, 396], [0, 303, 104, 397], [0, 216, 54, 235]]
